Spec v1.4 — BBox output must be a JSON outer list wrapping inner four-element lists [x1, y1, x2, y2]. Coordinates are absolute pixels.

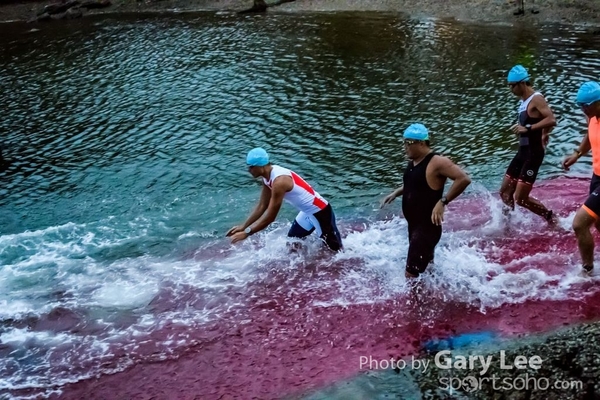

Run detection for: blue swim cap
[[507, 65, 530, 83], [403, 123, 429, 141], [246, 147, 269, 167], [576, 81, 600, 106]]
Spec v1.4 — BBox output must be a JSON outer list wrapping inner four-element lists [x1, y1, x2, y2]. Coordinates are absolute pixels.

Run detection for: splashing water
[[2, 177, 600, 399]]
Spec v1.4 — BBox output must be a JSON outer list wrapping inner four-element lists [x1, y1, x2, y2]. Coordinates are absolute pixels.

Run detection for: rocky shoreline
[[411, 323, 600, 399], [302, 322, 600, 399], [1, 0, 600, 25]]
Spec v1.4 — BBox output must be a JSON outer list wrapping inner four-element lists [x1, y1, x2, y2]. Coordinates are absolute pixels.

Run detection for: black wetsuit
[[402, 152, 443, 276], [505, 93, 545, 185]]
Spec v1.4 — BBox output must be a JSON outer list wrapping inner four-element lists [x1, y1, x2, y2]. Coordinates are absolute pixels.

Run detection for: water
[[1, 11, 600, 399]]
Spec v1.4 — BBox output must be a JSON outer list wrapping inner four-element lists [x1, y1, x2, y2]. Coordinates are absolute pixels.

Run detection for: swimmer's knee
[[573, 216, 593, 234], [514, 192, 529, 205]]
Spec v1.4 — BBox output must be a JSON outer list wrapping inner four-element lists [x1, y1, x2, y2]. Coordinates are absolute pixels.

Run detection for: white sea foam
[[0, 190, 597, 398]]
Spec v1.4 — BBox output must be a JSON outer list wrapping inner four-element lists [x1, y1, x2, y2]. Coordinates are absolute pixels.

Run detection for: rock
[[39, 0, 81, 15], [66, 7, 83, 18], [80, 0, 112, 10], [33, 12, 52, 22], [238, 0, 268, 14], [51, 11, 68, 20]]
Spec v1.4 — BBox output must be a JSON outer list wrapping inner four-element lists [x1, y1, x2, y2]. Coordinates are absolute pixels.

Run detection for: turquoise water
[[1, 11, 599, 398], [1, 13, 597, 237]]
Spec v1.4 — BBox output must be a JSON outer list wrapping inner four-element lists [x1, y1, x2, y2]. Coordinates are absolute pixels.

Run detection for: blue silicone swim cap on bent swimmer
[[246, 147, 269, 167], [403, 123, 429, 141], [507, 65, 530, 83], [576, 81, 600, 106]]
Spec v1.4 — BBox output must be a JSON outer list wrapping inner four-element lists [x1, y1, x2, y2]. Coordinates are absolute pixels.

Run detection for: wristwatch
[[525, 124, 532, 131], [441, 196, 449, 206], [244, 226, 252, 235], [575, 149, 582, 158]]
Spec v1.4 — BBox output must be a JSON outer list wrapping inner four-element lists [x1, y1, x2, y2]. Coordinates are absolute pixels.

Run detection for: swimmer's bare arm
[[512, 96, 557, 135], [531, 96, 557, 131], [431, 157, 471, 225], [563, 132, 591, 171], [380, 186, 404, 208], [226, 185, 271, 237], [542, 127, 552, 148], [229, 176, 292, 243], [536, 98, 556, 147]]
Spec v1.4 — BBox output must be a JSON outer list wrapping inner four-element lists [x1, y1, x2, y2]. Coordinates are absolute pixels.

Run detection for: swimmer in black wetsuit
[[381, 124, 471, 278], [500, 65, 557, 223]]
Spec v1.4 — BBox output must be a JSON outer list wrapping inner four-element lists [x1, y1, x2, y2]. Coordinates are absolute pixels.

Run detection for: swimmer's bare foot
[[544, 210, 557, 225], [286, 241, 302, 253]]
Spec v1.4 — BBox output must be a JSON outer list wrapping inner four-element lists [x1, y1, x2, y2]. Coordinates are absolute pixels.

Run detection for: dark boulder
[[66, 7, 83, 18], [38, 0, 80, 15], [238, 0, 268, 14], [80, 0, 112, 10], [28, 12, 51, 22]]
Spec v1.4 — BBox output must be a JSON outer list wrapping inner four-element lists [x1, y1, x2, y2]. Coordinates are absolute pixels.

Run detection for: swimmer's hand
[[230, 231, 249, 244], [380, 188, 403, 208], [431, 201, 445, 226], [562, 153, 580, 171], [380, 193, 397, 208], [226, 225, 244, 237], [511, 124, 526, 135]]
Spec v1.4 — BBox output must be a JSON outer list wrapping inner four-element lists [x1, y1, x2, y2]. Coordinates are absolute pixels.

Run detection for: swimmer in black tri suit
[[381, 124, 471, 278], [500, 65, 557, 223]]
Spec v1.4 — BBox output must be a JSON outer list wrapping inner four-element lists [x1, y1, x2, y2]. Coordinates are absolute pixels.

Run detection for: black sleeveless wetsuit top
[[518, 93, 544, 155], [402, 152, 443, 227]]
